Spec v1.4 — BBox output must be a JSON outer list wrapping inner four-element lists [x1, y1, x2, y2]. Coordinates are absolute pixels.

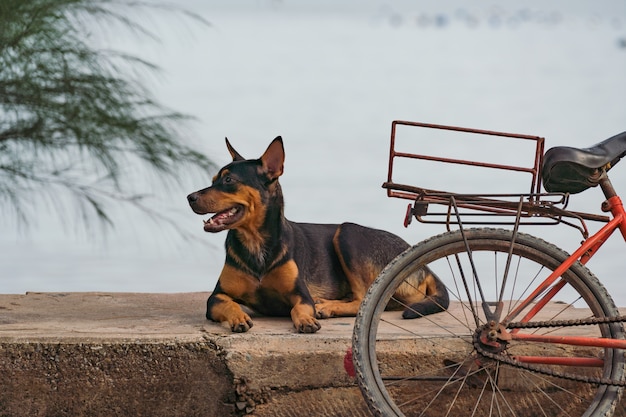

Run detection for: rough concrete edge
[[0, 336, 238, 417], [210, 333, 357, 415]]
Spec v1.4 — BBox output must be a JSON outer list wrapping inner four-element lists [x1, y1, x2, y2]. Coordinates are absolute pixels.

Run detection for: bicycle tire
[[353, 228, 625, 417]]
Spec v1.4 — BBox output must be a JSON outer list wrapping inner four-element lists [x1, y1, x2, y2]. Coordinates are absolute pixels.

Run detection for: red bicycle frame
[[503, 176, 626, 365]]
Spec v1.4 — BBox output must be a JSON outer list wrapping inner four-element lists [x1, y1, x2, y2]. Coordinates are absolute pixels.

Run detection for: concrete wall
[[0, 293, 369, 417]]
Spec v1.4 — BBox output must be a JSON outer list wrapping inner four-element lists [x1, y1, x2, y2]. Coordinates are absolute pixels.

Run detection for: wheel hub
[[475, 321, 511, 354]]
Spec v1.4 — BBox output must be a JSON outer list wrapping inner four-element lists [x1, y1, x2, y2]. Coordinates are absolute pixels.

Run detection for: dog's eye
[[223, 175, 235, 184]]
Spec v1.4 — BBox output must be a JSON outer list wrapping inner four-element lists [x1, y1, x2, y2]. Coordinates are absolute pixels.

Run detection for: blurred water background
[[1, 0, 625, 304]]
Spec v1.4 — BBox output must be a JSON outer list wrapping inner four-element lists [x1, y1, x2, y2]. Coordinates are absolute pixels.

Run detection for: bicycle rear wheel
[[353, 228, 625, 417]]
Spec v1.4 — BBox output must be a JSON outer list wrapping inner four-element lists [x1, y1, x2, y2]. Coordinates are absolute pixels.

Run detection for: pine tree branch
[[0, 0, 215, 233]]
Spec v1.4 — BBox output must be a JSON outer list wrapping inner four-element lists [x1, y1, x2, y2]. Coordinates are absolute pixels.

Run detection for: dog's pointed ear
[[260, 136, 284, 180], [225, 137, 245, 161]]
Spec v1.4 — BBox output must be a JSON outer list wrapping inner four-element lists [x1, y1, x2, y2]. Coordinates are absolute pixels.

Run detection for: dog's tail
[[394, 267, 450, 319]]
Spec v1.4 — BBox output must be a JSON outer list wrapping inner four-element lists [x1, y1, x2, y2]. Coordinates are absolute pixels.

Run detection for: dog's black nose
[[187, 193, 198, 204]]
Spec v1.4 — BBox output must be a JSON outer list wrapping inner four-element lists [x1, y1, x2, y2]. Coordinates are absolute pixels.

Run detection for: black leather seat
[[542, 131, 626, 194]]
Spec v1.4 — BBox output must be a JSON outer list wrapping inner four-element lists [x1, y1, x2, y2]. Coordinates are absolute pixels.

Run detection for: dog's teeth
[[203, 219, 208, 225]]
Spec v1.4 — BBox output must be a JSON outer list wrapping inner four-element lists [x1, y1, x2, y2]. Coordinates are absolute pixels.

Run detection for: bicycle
[[352, 121, 626, 417]]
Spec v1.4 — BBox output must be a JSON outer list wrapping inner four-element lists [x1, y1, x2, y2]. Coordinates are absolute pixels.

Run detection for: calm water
[[1, 1, 625, 303]]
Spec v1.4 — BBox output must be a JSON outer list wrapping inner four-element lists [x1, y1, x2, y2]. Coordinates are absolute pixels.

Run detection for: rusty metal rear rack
[[384, 121, 610, 237]]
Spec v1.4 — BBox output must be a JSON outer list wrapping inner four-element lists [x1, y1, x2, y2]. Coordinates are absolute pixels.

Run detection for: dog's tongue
[[207, 211, 230, 224], [203, 207, 239, 232]]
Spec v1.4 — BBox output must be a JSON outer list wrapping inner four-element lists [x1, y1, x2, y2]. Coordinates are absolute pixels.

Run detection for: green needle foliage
[[0, 0, 214, 231]]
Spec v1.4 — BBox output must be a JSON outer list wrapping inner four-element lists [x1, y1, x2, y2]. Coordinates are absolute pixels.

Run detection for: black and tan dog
[[187, 137, 449, 333]]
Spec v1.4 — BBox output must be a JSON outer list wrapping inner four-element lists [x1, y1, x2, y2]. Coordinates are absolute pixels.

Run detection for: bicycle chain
[[507, 315, 626, 330], [472, 315, 626, 387]]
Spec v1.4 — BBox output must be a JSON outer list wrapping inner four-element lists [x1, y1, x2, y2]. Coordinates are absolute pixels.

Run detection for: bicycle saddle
[[542, 131, 626, 194]]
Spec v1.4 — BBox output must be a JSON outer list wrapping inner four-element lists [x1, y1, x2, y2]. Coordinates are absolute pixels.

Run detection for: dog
[[187, 137, 449, 333]]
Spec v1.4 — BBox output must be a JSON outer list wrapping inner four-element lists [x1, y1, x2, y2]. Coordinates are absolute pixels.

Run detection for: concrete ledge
[[0, 292, 369, 417], [2, 293, 626, 417]]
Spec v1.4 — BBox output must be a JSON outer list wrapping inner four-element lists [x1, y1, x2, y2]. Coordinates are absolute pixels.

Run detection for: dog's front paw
[[314, 299, 336, 319], [291, 303, 321, 333], [294, 316, 321, 333], [227, 313, 254, 333]]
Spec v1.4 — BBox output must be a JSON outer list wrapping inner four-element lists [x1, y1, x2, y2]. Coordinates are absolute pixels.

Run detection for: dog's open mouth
[[203, 205, 245, 232]]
